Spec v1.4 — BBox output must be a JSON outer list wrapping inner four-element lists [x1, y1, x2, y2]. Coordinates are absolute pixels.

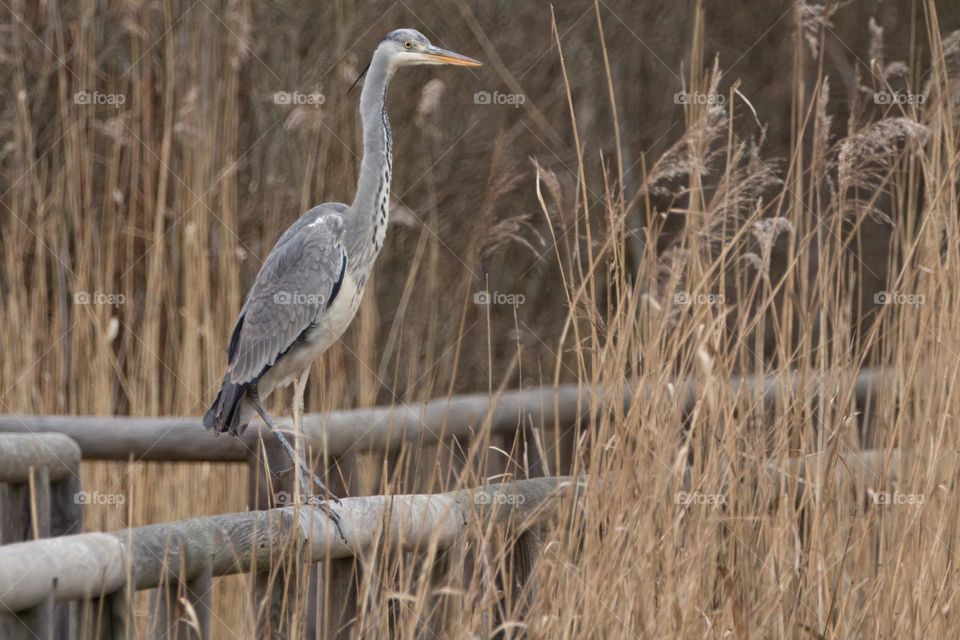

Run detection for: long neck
[[347, 48, 394, 268]]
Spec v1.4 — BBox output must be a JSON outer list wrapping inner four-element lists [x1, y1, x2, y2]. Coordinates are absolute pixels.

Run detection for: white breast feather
[[256, 272, 364, 396]]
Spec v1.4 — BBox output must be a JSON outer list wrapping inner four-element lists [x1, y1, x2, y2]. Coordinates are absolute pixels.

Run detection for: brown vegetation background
[[3, 0, 960, 637]]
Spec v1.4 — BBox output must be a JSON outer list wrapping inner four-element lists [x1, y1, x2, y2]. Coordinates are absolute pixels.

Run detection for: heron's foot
[[284, 444, 339, 504], [302, 469, 342, 504], [272, 467, 294, 484], [312, 479, 342, 506], [304, 496, 347, 545]]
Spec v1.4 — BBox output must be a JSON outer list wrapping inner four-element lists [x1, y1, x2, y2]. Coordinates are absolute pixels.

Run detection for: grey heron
[[203, 29, 481, 507]]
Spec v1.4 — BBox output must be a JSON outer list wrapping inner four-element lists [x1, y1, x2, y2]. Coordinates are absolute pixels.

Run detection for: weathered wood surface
[[0, 531, 127, 616], [0, 369, 887, 462], [0, 434, 83, 545], [0, 433, 81, 483], [0, 444, 932, 638], [0, 444, 927, 615], [248, 437, 296, 639], [0, 477, 577, 614], [0, 434, 84, 638]]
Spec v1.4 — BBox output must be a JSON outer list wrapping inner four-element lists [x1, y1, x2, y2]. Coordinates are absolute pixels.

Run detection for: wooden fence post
[[21, 468, 53, 639], [248, 435, 295, 639], [313, 550, 357, 640], [508, 527, 542, 614], [52, 462, 83, 640], [149, 561, 213, 640], [81, 589, 130, 640], [423, 534, 468, 638], [0, 434, 82, 640], [310, 454, 358, 640]]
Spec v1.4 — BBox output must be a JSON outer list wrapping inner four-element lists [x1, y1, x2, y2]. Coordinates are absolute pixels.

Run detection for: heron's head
[[379, 28, 482, 68]]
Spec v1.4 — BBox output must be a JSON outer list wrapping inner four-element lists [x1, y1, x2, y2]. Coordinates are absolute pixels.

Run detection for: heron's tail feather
[[203, 376, 253, 436]]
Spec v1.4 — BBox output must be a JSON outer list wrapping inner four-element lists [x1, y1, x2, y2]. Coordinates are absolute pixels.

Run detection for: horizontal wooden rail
[[0, 434, 81, 483], [0, 447, 932, 637], [0, 369, 887, 462], [0, 476, 576, 614]]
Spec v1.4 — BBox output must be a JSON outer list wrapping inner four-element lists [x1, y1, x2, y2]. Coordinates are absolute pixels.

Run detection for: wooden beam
[[0, 369, 887, 462], [0, 532, 127, 613], [0, 434, 83, 638], [246, 433, 294, 638], [0, 434, 81, 483], [0, 477, 576, 615], [148, 562, 212, 640], [81, 588, 130, 640], [0, 447, 926, 627], [310, 456, 359, 640]]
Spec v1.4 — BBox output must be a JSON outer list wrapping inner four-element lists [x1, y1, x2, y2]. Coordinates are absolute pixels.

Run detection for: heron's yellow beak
[[419, 45, 483, 67]]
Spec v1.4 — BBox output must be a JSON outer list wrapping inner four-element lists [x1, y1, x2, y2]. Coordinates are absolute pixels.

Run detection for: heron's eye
[[403, 41, 413, 49]]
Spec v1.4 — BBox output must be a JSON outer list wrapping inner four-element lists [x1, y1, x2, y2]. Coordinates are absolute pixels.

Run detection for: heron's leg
[[292, 369, 343, 505], [291, 370, 309, 497], [250, 396, 339, 503], [251, 397, 347, 544]]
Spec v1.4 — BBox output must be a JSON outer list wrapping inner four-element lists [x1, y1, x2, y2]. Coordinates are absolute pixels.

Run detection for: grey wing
[[226, 212, 347, 385]]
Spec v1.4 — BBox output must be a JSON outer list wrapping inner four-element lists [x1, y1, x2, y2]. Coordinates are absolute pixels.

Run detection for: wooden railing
[[0, 370, 889, 638], [0, 434, 83, 638], [0, 474, 574, 639], [0, 369, 886, 461]]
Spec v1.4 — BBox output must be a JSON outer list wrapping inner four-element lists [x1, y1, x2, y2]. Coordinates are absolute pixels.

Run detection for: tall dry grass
[[3, 0, 960, 637]]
